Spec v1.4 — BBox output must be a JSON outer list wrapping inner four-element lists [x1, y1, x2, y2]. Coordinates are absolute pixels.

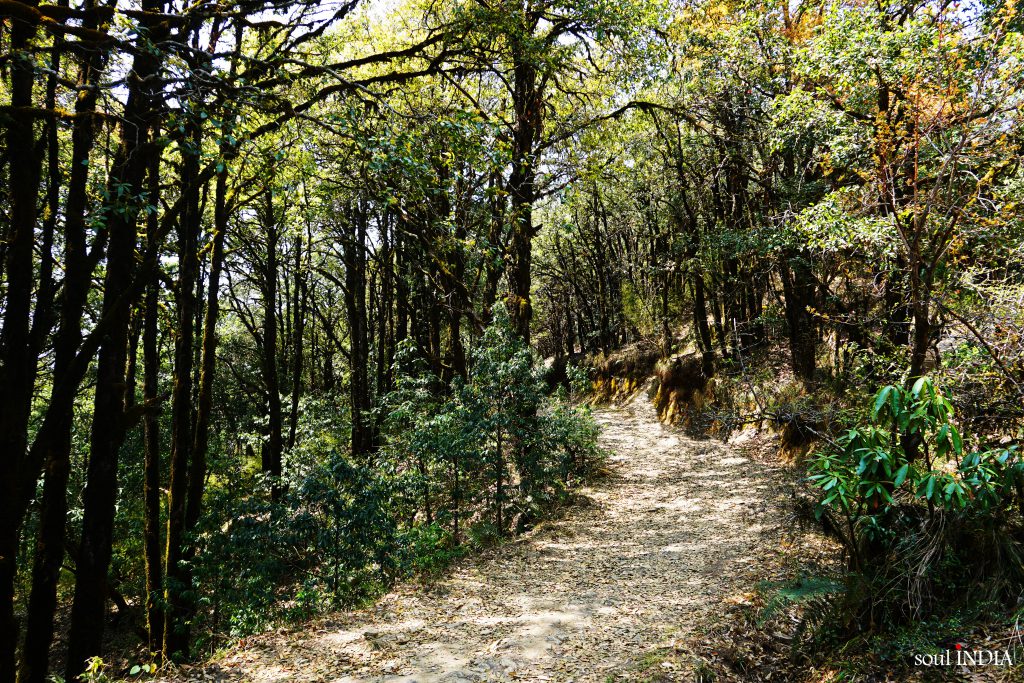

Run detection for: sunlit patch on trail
[[192, 397, 794, 682]]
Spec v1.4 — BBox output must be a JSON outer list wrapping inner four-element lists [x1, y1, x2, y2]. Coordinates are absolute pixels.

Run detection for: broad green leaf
[[893, 463, 910, 487]]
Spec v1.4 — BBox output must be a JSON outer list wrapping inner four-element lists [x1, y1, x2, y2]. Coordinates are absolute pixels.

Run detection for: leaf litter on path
[[163, 387, 805, 682]]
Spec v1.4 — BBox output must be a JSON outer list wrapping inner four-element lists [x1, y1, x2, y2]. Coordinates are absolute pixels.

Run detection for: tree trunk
[[692, 271, 715, 376], [446, 219, 468, 380], [660, 271, 672, 357], [505, 34, 541, 344], [344, 204, 374, 459], [140, 135, 165, 656], [780, 253, 817, 387], [882, 264, 911, 350], [64, 4, 166, 674], [166, 154, 229, 658], [375, 218, 393, 397], [908, 255, 932, 379], [261, 191, 285, 488], [20, 11, 110, 676], [162, 121, 203, 662], [0, 3, 44, 674], [142, 270, 164, 655], [482, 173, 505, 325], [288, 232, 305, 450]]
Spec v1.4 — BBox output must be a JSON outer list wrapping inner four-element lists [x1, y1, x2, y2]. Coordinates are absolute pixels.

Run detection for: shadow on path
[[183, 387, 792, 683]]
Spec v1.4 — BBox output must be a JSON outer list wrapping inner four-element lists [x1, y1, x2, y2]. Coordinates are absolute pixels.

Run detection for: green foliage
[[809, 379, 1023, 543], [78, 657, 110, 683], [806, 378, 1024, 631], [128, 663, 156, 677], [190, 452, 400, 641], [186, 314, 603, 646], [381, 312, 606, 537]]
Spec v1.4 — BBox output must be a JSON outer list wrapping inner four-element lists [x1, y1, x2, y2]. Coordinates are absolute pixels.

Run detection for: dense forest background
[[2, 0, 1024, 679]]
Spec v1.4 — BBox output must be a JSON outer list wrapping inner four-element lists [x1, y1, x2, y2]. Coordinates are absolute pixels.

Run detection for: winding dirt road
[[187, 388, 792, 682]]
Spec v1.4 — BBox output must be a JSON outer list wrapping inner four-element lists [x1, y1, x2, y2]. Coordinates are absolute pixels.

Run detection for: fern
[[757, 574, 845, 633], [758, 575, 844, 623]]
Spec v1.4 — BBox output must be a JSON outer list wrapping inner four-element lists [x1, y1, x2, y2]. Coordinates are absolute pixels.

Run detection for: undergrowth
[[749, 379, 1024, 679]]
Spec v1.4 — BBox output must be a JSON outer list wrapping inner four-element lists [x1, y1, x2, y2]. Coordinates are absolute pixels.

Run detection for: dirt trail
[[196, 387, 793, 682]]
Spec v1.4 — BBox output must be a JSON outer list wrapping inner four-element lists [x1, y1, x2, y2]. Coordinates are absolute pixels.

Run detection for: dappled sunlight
[[201, 396, 793, 682]]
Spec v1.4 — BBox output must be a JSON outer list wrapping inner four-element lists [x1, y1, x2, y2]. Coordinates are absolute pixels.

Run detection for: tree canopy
[[1, 0, 1023, 679]]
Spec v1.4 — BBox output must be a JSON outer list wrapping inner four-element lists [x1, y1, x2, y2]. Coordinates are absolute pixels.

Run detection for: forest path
[[202, 386, 791, 682]]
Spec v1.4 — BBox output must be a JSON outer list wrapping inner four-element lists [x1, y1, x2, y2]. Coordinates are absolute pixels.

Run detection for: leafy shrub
[[188, 313, 604, 647], [380, 312, 604, 539], [190, 453, 400, 645], [399, 522, 469, 575], [806, 377, 1024, 625]]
